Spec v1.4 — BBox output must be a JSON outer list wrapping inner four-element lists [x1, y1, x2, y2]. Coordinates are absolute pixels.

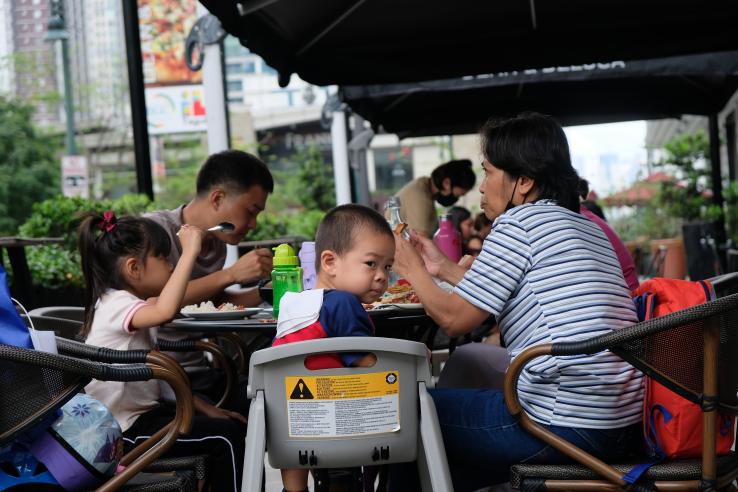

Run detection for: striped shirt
[[455, 200, 643, 429]]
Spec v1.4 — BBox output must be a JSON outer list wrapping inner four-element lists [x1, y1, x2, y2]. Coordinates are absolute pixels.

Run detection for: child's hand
[[177, 224, 203, 257]]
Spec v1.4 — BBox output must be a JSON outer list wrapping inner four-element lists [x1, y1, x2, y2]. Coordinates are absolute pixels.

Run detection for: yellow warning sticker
[[284, 371, 400, 437]]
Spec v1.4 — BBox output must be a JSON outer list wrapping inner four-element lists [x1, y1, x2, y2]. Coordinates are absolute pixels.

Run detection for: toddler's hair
[[77, 213, 171, 336], [314, 204, 392, 272]]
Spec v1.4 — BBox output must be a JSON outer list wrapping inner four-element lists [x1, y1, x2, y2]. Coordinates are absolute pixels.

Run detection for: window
[[226, 80, 243, 92], [225, 61, 255, 74], [373, 147, 413, 193]]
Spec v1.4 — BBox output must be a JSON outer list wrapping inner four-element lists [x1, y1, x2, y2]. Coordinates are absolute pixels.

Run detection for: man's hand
[[227, 248, 272, 285]]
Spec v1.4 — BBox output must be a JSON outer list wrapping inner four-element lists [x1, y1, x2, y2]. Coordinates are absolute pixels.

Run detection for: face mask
[[503, 179, 519, 212], [434, 192, 458, 207]]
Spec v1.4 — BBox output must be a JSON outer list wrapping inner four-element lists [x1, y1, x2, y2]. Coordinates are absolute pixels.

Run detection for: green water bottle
[[271, 244, 303, 319]]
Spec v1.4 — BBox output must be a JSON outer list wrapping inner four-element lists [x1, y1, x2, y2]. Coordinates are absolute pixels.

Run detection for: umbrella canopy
[[200, 0, 738, 86], [340, 51, 738, 137]]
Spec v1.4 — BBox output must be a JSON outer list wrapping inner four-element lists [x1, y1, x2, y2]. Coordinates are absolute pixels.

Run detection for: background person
[[578, 178, 639, 291], [390, 113, 642, 491], [473, 211, 492, 238], [393, 159, 476, 238]]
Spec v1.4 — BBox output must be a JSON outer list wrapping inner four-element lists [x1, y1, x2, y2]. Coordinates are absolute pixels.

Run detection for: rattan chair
[[23, 313, 237, 409], [0, 343, 194, 492], [505, 293, 738, 491]]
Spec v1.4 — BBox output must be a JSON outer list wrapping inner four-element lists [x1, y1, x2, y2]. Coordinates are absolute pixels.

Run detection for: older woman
[[391, 113, 643, 491]]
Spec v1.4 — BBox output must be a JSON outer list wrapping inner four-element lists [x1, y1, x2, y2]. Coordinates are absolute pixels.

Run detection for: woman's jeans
[[390, 388, 641, 492]]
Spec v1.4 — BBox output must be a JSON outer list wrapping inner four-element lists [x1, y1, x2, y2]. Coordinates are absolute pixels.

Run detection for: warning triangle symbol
[[289, 378, 314, 399]]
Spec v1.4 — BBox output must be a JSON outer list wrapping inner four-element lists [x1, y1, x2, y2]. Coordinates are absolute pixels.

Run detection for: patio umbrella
[[200, 0, 738, 86], [340, 51, 738, 137]]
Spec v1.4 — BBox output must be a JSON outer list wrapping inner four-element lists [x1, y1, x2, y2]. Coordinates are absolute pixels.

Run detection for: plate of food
[[180, 301, 261, 320], [365, 283, 422, 310]]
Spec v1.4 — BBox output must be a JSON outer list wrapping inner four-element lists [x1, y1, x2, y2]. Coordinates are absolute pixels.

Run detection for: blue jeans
[[390, 388, 641, 492]]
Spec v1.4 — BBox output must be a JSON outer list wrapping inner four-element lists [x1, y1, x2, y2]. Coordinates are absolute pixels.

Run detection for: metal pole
[[122, 0, 153, 200], [47, 0, 77, 155], [709, 114, 726, 238], [59, 34, 77, 155], [331, 109, 352, 205]]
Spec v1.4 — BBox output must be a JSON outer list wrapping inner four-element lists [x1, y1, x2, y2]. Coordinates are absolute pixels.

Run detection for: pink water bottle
[[433, 214, 462, 262]]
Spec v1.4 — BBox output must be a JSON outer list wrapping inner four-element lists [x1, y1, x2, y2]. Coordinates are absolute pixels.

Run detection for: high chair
[[241, 337, 453, 492]]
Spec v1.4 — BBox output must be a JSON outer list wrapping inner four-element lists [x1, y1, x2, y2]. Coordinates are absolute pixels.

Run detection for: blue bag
[[0, 264, 33, 348]]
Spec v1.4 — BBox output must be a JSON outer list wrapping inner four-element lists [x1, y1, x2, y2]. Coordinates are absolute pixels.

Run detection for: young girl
[[78, 211, 247, 492]]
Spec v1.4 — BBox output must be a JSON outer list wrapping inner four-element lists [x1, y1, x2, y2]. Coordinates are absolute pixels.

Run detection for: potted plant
[[652, 131, 721, 279]]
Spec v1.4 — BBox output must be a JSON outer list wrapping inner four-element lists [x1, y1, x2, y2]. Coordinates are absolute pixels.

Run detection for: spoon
[[207, 222, 235, 233]]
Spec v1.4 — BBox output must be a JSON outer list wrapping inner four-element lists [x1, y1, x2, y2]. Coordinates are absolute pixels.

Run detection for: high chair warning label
[[285, 371, 400, 438]]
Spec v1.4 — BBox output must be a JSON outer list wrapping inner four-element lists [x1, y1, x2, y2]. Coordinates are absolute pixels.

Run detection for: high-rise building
[[8, 0, 59, 125], [0, 0, 14, 95]]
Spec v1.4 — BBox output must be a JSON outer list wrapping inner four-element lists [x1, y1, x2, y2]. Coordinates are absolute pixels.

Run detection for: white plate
[[180, 308, 263, 320], [369, 303, 423, 310]]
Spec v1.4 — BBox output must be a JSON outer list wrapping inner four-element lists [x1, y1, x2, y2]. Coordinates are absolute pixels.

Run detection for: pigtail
[[77, 213, 104, 337]]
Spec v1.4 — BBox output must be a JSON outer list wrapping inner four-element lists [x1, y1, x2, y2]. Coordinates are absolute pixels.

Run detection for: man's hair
[[315, 204, 393, 272], [196, 150, 274, 196]]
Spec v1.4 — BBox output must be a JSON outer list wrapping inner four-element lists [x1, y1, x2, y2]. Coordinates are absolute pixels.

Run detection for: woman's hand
[[392, 231, 426, 278], [408, 229, 450, 277]]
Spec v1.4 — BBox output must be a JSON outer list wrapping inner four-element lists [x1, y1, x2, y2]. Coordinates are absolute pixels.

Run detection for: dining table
[[164, 304, 440, 349]]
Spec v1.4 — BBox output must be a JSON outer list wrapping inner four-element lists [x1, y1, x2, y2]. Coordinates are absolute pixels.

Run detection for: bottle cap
[[272, 244, 299, 266]]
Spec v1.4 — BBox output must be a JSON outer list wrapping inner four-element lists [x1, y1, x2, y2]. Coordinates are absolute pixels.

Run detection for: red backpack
[[633, 278, 735, 459]]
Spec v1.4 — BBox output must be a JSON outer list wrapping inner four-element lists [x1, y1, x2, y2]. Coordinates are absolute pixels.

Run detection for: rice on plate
[[181, 301, 244, 313]]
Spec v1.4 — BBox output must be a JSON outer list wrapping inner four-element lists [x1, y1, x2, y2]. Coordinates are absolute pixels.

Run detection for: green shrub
[[248, 209, 325, 242], [16, 194, 153, 288]]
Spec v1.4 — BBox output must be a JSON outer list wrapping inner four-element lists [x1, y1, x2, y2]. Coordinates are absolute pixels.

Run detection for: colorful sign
[[138, 0, 201, 86], [284, 371, 400, 438], [145, 85, 207, 134]]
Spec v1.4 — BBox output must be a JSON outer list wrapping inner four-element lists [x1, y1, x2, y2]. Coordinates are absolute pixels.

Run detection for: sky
[[564, 121, 648, 199]]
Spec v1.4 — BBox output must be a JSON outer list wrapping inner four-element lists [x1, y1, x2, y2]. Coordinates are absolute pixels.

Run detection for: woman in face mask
[[392, 159, 476, 237]]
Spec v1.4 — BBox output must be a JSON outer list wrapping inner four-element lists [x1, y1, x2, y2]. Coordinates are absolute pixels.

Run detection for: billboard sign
[[138, 0, 201, 86], [145, 84, 207, 134]]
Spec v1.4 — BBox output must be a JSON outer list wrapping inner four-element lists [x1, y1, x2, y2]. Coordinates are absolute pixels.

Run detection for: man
[[145, 150, 274, 410], [146, 149, 273, 307]]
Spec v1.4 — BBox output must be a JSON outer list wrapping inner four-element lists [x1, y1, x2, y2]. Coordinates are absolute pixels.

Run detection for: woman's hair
[[480, 112, 581, 212], [77, 213, 171, 337], [447, 206, 471, 234], [430, 159, 476, 191]]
